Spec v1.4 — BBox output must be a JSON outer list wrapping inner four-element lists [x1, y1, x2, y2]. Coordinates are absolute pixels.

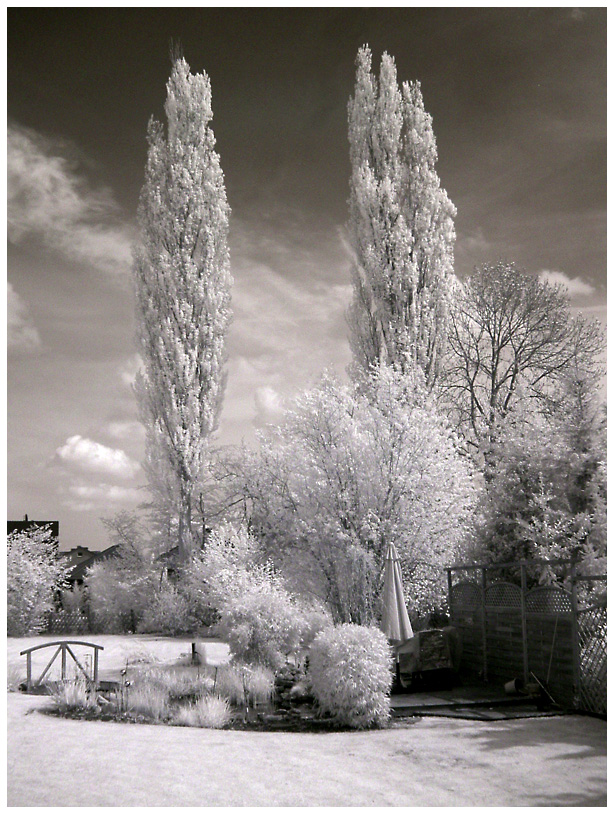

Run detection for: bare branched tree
[[442, 261, 604, 455]]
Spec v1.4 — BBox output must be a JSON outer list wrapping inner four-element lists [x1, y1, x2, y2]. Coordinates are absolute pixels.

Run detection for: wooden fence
[[47, 610, 90, 635], [447, 560, 606, 716]]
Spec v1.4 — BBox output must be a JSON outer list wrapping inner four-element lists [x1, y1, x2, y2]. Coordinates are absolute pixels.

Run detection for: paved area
[[390, 682, 567, 720]]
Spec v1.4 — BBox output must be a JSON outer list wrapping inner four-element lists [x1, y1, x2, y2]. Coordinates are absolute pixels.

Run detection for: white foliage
[[7, 526, 68, 635], [85, 521, 157, 633], [309, 624, 392, 729], [133, 58, 232, 559], [347, 46, 456, 386], [238, 365, 478, 623]]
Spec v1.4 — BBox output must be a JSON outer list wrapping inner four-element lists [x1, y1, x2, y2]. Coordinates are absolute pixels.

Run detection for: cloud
[[64, 483, 143, 512], [230, 256, 352, 362], [7, 282, 41, 352], [54, 435, 140, 479], [119, 354, 141, 387], [105, 420, 145, 441], [7, 123, 133, 275], [456, 227, 490, 255], [214, 214, 353, 445], [538, 269, 596, 297], [254, 386, 285, 426]]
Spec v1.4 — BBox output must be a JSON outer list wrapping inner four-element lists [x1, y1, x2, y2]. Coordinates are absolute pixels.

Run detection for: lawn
[[7, 635, 607, 806]]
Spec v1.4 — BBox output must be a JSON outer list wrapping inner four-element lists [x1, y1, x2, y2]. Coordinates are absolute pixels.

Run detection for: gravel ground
[[8, 692, 606, 806]]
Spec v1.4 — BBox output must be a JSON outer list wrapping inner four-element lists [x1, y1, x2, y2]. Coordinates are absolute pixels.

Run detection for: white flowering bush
[[308, 624, 393, 729]]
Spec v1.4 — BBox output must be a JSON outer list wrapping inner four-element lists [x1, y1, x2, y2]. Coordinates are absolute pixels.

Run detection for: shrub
[[51, 677, 98, 713], [216, 583, 307, 670], [184, 523, 280, 616], [308, 624, 393, 729], [138, 580, 195, 635], [299, 607, 334, 650], [86, 558, 156, 634], [174, 695, 232, 729]]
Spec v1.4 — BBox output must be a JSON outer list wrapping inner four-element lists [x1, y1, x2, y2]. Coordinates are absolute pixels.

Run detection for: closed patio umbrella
[[381, 542, 413, 644]]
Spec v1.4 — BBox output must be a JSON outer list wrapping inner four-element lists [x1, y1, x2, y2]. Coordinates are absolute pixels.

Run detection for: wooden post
[[26, 652, 32, 692], [93, 647, 99, 688], [570, 562, 581, 709], [481, 567, 488, 682], [61, 643, 67, 681], [520, 562, 529, 684]]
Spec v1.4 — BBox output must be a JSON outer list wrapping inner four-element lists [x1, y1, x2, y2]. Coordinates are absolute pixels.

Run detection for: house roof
[[63, 544, 119, 582]]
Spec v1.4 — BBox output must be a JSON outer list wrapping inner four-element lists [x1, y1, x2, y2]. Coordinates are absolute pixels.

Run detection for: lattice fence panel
[[450, 581, 481, 610], [485, 581, 521, 608], [47, 610, 90, 635], [577, 604, 607, 716], [526, 586, 572, 614]]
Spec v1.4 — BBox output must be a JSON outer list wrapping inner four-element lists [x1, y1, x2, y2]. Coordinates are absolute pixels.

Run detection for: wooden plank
[[37, 645, 61, 686]]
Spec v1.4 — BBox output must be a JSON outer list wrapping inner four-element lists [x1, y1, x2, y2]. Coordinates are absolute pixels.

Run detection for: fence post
[[61, 643, 67, 681], [570, 561, 581, 709], [481, 567, 488, 682], [520, 562, 529, 684]]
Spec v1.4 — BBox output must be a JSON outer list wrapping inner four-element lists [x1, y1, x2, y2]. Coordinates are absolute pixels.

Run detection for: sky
[[7, 7, 607, 551]]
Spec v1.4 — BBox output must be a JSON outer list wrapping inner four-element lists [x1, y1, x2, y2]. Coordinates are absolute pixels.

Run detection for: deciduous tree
[[443, 261, 604, 457], [7, 525, 67, 635], [85, 512, 158, 633], [232, 365, 477, 623]]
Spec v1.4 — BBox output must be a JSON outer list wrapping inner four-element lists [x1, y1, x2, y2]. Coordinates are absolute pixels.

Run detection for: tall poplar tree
[[133, 57, 232, 561], [347, 46, 456, 387]]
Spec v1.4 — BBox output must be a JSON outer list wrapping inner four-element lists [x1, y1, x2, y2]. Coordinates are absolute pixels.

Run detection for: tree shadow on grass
[[463, 713, 606, 757], [520, 781, 606, 808]]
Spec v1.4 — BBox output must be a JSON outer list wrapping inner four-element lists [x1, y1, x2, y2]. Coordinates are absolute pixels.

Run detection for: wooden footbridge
[[20, 640, 103, 693]]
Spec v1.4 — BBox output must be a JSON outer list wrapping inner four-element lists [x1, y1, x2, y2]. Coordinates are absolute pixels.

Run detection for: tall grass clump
[[127, 674, 171, 721], [174, 695, 232, 729], [131, 666, 213, 700], [51, 677, 98, 713], [244, 664, 275, 707], [213, 663, 247, 707], [308, 624, 393, 729], [7, 664, 24, 692]]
